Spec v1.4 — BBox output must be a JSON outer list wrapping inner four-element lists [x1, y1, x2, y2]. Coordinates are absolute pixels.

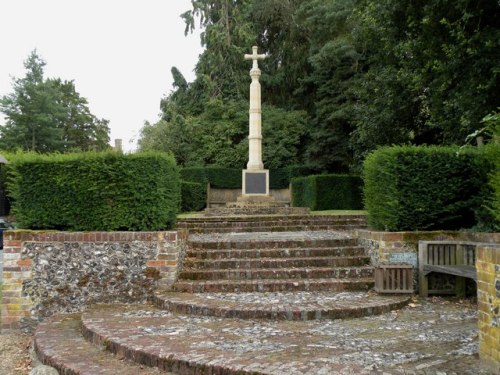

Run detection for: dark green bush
[[181, 181, 207, 212], [291, 174, 363, 210], [363, 146, 496, 231], [7, 151, 180, 231], [180, 165, 315, 190], [180, 167, 241, 188]]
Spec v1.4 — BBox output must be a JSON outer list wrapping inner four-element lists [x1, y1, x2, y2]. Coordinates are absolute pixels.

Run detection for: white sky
[[0, 0, 203, 151]]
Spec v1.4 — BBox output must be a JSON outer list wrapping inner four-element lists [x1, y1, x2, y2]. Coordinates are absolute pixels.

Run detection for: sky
[[0, 0, 203, 151]]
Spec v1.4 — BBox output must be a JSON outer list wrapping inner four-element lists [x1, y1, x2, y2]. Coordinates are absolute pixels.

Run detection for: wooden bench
[[418, 241, 477, 297]]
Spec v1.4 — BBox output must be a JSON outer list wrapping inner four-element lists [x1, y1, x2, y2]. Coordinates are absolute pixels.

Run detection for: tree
[[0, 50, 110, 152]]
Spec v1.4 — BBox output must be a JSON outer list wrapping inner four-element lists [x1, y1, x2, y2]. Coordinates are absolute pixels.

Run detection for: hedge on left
[[6, 151, 180, 231]]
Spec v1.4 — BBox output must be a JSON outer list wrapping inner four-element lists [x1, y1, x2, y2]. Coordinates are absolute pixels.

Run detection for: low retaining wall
[[207, 187, 291, 207], [477, 244, 500, 372], [357, 230, 499, 265], [1, 230, 186, 331], [357, 230, 499, 292]]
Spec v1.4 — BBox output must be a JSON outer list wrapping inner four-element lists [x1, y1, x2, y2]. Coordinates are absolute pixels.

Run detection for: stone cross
[[244, 46, 267, 70], [244, 46, 267, 171]]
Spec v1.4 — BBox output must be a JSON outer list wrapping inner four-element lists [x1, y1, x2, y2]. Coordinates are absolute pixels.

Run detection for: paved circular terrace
[[35, 298, 492, 375]]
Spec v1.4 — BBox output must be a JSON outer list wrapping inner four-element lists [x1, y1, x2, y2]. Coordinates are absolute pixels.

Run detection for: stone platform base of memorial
[[34, 298, 489, 375]]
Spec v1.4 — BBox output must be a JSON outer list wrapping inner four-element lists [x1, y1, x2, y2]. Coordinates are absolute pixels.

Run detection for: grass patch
[[177, 212, 205, 219], [311, 210, 367, 216]]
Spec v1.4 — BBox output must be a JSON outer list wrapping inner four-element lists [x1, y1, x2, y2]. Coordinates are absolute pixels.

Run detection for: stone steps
[[184, 255, 370, 270], [34, 299, 486, 375], [180, 266, 374, 281], [33, 313, 169, 375], [153, 292, 410, 320], [182, 224, 365, 233], [177, 214, 368, 234], [176, 231, 373, 294], [172, 277, 374, 293], [188, 236, 358, 250], [186, 245, 366, 260]]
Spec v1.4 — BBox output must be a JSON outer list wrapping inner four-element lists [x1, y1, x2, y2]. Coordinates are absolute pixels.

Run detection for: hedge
[[363, 145, 496, 231], [181, 181, 207, 212], [7, 151, 180, 231], [291, 174, 363, 210], [181, 165, 316, 190]]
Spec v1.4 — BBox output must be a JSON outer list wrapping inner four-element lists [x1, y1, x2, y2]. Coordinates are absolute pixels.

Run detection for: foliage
[[363, 146, 497, 231], [139, 99, 307, 169], [6, 151, 180, 231], [181, 165, 315, 190], [350, 0, 500, 166], [181, 167, 241, 189], [181, 181, 207, 212], [291, 174, 363, 210], [0, 50, 110, 152], [135, 1, 500, 174]]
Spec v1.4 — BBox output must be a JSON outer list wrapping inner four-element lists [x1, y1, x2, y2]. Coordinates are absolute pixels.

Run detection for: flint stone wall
[[1, 231, 186, 331]]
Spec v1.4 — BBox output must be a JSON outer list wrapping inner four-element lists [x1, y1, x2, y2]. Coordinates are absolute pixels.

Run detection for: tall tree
[[0, 50, 110, 152]]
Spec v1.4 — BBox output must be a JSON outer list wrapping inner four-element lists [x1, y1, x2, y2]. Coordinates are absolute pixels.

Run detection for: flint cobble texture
[[56, 297, 493, 375]]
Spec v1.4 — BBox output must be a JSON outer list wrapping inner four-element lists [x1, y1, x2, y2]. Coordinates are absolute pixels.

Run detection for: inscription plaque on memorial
[[245, 172, 267, 194]]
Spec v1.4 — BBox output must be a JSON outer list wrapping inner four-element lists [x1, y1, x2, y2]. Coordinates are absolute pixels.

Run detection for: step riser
[[184, 225, 367, 234], [183, 257, 371, 270], [187, 246, 366, 260], [180, 267, 374, 281], [177, 220, 367, 229], [173, 280, 374, 293], [154, 297, 409, 321], [188, 238, 358, 250]]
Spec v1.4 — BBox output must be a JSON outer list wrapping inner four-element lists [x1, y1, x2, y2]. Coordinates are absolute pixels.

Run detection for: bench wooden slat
[[423, 265, 477, 281]]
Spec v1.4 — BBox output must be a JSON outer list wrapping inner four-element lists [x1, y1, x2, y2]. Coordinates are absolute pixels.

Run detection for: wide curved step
[[33, 313, 169, 375], [154, 291, 410, 320], [172, 277, 375, 293], [73, 301, 481, 374]]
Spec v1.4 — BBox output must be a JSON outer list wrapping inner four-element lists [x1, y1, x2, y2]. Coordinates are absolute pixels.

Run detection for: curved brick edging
[[153, 292, 411, 320], [33, 313, 168, 375]]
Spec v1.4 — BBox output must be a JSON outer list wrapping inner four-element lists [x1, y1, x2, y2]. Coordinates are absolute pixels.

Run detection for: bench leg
[[455, 276, 466, 298], [419, 272, 429, 297]]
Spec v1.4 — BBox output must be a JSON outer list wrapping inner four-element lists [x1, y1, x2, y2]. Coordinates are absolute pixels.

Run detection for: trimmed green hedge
[[7, 151, 180, 231], [181, 165, 316, 190], [363, 146, 496, 231], [181, 167, 241, 189], [181, 181, 206, 212], [291, 174, 363, 210]]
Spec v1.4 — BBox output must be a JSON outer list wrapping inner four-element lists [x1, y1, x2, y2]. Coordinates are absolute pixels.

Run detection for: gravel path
[[0, 332, 32, 375]]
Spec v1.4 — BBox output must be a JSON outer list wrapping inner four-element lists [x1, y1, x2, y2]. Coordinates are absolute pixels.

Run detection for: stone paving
[[35, 296, 489, 375]]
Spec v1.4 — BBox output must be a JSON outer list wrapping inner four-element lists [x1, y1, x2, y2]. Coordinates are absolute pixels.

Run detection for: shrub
[[180, 167, 241, 189], [7, 151, 180, 231], [363, 146, 496, 231], [291, 174, 363, 210], [181, 181, 206, 212]]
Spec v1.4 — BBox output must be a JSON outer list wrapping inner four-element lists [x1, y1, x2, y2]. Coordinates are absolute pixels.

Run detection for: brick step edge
[[33, 313, 168, 375], [179, 267, 374, 281], [184, 225, 367, 234], [187, 238, 358, 250], [172, 278, 375, 293], [177, 214, 367, 222], [80, 312, 267, 375], [177, 221, 367, 228], [153, 293, 411, 321], [185, 246, 367, 259], [183, 256, 371, 270]]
